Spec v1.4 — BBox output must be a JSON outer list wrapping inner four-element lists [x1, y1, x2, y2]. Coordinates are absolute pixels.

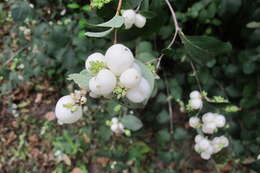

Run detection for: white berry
[[126, 78, 151, 103], [189, 90, 201, 99], [89, 77, 101, 96], [111, 117, 119, 124], [85, 52, 105, 72], [195, 135, 204, 143], [95, 69, 117, 95], [105, 44, 134, 76], [189, 98, 203, 109], [200, 152, 211, 160], [202, 112, 215, 123], [131, 62, 142, 74], [215, 114, 226, 128], [134, 14, 146, 28], [202, 122, 217, 134], [120, 68, 141, 88], [55, 95, 82, 124], [189, 116, 201, 128], [198, 139, 210, 151], [122, 9, 136, 29]]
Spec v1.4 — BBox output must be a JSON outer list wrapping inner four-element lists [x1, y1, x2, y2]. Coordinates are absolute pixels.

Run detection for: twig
[[113, 0, 123, 44], [156, 0, 181, 70], [2, 46, 27, 66], [189, 60, 203, 93], [164, 74, 174, 135]]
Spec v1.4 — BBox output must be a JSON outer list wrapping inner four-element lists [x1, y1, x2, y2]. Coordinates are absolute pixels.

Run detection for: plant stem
[[156, 0, 180, 70], [2, 46, 27, 66], [114, 0, 123, 44]]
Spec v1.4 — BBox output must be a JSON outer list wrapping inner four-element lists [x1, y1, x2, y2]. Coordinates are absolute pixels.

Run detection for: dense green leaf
[[121, 115, 143, 131], [11, 2, 32, 23], [67, 70, 92, 89], [85, 28, 113, 38]]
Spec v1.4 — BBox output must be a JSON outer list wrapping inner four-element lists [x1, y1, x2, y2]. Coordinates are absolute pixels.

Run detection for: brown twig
[[114, 0, 123, 44], [2, 46, 27, 66], [156, 0, 181, 70]]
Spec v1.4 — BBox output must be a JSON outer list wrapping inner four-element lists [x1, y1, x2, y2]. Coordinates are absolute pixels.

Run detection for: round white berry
[[126, 77, 151, 103], [219, 136, 229, 147], [215, 114, 226, 128], [198, 138, 211, 151], [200, 152, 211, 160], [111, 122, 124, 134], [189, 116, 201, 128], [189, 98, 203, 109], [95, 69, 117, 95], [89, 77, 101, 95], [194, 144, 201, 153], [111, 117, 119, 124], [55, 95, 82, 124], [195, 135, 204, 143], [257, 154, 260, 160], [134, 13, 146, 28], [105, 44, 134, 76], [211, 137, 222, 153], [120, 68, 141, 88], [202, 112, 215, 123], [189, 90, 201, 99], [122, 9, 136, 29], [202, 122, 217, 134], [85, 52, 105, 72]]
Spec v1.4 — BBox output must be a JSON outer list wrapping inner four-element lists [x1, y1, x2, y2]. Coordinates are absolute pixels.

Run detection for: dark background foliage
[[0, 0, 260, 172]]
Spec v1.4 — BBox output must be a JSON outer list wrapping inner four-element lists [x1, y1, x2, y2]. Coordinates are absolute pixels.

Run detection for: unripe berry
[[189, 98, 203, 109], [126, 78, 151, 103], [189, 116, 201, 128], [122, 9, 136, 29], [95, 69, 117, 95], [120, 68, 141, 88], [189, 90, 201, 99], [105, 44, 134, 75], [55, 95, 82, 124], [134, 14, 146, 28], [85, 52, 105, 72]]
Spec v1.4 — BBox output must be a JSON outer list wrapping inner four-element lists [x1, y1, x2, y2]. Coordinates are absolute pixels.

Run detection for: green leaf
[[139, 11, 156, 19], [85, 28, 113, 38], [134, 59, 155, 101], [67, 3, 80, 9], [96, 15, 124, 28], [121, 115, 143, 131], [180, 34, 232, 65], [67, 70, 92, 89], [11, 2, 32, 23]]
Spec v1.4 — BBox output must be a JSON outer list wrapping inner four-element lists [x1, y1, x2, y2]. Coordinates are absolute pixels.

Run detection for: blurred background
[[0, 0, 260, 172]]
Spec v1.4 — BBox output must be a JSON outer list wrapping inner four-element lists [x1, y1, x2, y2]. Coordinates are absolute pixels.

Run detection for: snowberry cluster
[[86, 44, 151, 103], [122, 9, 146, 29], [188, 91, 229, 160], [189, 112, 226, 134], [194, 135, 229, 160], [110, 117, 124, 134], [189, 90, 203, 110]]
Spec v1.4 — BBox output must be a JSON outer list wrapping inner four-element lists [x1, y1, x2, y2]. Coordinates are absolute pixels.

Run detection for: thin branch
[[189, 60, 203, 93], [2, 46, 27, 66], [116, 0, 123, 15], [114, 0, 123, 44], [164, 74, 174, 135], [156, 0, 181, 70]]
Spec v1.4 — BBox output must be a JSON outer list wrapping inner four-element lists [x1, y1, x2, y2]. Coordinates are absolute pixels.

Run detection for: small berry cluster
[[106, 117, 131, 136], [122, 9, 146, 29], [87, 44, 151, 103], [189, 90, 203, 110], [194, 135, 229, 160], [188, 91, 229, 160]]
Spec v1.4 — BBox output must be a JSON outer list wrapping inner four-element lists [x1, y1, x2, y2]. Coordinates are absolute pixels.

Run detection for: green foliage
[[121, 115, 143, 131], [67, 70, 92, 89]]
